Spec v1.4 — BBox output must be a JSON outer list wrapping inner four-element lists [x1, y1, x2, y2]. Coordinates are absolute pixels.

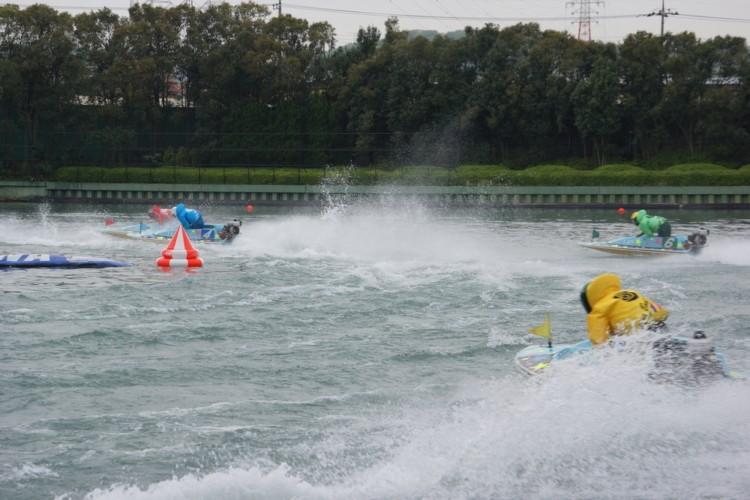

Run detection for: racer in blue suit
[[171, 203, 205, 229]]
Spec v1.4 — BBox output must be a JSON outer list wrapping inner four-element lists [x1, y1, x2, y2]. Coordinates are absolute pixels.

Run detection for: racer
[[580, 273, 669, 345], [148, 205, 174, 224], [171, 202, 206, 229], [631, 209, 671, 238]]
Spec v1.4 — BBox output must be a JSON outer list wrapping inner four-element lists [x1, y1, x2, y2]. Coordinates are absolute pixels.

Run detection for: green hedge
[[52, 163, 750, 186], [662, 163, 732, 172]]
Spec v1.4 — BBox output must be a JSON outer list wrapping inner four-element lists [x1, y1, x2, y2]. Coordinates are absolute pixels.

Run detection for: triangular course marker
[[156, 225, 203, 268]]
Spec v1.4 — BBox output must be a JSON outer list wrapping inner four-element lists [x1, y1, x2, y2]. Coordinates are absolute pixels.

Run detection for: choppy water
[[2, 200, 750, 500]]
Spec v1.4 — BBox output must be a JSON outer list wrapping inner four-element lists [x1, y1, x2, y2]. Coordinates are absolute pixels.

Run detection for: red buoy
[[617, 207, 626, 215], [245, 203, 255, 214]]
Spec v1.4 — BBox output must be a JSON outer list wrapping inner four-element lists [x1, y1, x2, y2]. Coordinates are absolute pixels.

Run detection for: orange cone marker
[[156, 225, 203, 268]]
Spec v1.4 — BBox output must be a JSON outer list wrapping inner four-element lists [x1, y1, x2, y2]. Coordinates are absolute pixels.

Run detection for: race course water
[[2, 201, 750, 499]]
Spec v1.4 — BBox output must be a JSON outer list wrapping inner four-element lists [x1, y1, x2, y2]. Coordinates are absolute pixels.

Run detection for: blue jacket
[[173, 203, 205, 229]]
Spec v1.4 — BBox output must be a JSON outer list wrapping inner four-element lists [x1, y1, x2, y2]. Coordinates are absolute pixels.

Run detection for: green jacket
[[633, 210, 666, 237]]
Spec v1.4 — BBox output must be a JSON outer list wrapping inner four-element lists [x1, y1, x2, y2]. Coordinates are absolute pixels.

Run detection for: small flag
[[528, 313, 551, 339]]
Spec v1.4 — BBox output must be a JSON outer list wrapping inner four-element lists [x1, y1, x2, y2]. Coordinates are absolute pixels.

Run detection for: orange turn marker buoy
[[155, 225, 203, 268]]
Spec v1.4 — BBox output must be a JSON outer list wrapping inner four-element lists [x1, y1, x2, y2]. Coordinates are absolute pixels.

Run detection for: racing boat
[[579, 228, 709, 256], [515, 331, 742, 384], [0, 254, 128, 269], [102, 220, 242, 244], [515, 339, 592, 376]]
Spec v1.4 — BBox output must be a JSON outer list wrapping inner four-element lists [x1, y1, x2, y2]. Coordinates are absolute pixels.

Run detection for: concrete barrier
[[0, 181, 50, 202], [1, 181, 749, 208]]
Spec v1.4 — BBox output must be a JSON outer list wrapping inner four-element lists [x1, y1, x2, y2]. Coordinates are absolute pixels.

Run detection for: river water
[[2, 200, 750, 499]]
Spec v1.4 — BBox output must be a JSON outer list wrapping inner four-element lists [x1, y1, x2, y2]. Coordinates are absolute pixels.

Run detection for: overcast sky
[[16, 0, 750, 45]]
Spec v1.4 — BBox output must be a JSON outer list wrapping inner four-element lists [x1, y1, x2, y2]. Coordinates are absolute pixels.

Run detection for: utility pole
[[273, 0, 282, 17], [567, 0, 603, 42], [647, 0, 678, 37]]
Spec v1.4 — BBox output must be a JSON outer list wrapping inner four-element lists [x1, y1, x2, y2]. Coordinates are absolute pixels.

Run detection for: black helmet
[[580, 283, 592, 313]]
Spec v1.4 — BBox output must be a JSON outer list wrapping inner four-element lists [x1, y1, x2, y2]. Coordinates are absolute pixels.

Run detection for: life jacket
[[581, 273, 669, 344]]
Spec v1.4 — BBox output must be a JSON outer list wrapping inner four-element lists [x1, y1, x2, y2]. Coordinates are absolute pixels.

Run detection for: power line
[[431, 0, 463, 33], [679, 13, 750, 24], [645, 0, 677, 37], [413, 0, 452, 32], [11, 4, 133, 12], [8, 3, 750, 28], [388, 0, 437, 33], [282, 3, 636, 22]]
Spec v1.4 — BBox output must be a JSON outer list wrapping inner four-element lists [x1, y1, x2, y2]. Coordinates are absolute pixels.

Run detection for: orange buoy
[[245, 203, 255, 214], [617, 207, 626, 215], [156, 225, 203, 268], [104, 217, 115, 226]]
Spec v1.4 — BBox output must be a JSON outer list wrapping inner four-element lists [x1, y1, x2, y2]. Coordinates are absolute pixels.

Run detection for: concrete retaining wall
[[1, 181, 749, 208]]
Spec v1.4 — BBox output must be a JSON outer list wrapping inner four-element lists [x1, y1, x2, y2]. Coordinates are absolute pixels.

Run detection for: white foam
[[216, 205, 590, 294], [84, 465, 326, 500], [3, 463, 58, 481], [486, 326, 522, 347], [696, 238, 750, 266], [82, 338, 750, 499], [335, 341, 750, 498]]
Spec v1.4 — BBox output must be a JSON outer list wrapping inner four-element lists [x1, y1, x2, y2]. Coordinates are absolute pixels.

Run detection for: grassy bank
[[51, 163, 750, 186]]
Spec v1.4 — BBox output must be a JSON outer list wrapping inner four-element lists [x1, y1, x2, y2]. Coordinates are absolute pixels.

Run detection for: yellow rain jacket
[[581, 273, 669, 345]]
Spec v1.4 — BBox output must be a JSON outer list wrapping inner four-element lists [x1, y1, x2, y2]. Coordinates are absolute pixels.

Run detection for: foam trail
[[223, 203, 582, 277], [84, 357, 750, 500], [337, 341, 750, 499], [0, 211, 127, 249], [84, 465, 326, 500], [696, 238, 750, 266]]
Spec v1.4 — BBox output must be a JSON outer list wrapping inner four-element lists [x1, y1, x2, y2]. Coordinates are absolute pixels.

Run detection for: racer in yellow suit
[[581, 273, 669, 345]]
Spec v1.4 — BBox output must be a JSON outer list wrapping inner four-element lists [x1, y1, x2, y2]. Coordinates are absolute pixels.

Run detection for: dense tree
[[696, 36, 750, 159], [659, 32, 713, 156], [0, 4, 82, 171], [572, 55, 622, 164], [1, 2, 749, 173], [619, 31, 666, 160], [73, 8, 121, 104], [357, 26, 380, 58]]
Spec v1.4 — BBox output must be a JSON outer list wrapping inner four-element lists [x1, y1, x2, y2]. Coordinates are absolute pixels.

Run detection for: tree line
[[1, 2, 749, 178]]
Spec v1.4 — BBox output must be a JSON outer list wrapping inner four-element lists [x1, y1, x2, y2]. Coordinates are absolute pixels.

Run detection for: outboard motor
[[687, 227, 709, 248], [651, 331, 724, 386], [219, 219, 242, 242]]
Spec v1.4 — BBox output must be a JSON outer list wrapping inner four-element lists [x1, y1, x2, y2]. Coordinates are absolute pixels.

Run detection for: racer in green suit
[[631, 209, 671, 238]]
